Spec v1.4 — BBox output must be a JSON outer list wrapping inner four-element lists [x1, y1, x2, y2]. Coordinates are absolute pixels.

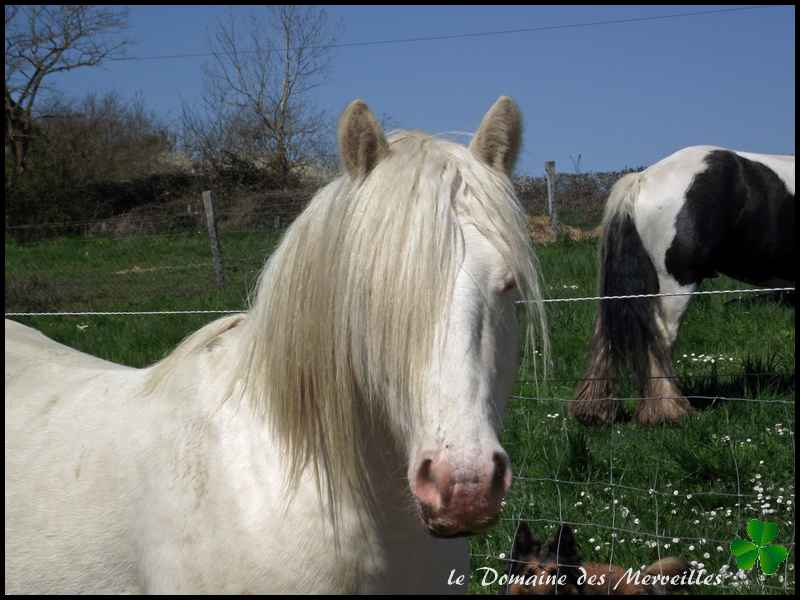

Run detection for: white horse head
[[5, 97, 550, 593], [236, 96, 548, 538]]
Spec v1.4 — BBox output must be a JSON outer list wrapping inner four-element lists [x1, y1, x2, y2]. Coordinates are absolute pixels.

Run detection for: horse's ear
[[469, 96, 522, 176], [338, 99, 389, 179], [512, 521, 541, 560]]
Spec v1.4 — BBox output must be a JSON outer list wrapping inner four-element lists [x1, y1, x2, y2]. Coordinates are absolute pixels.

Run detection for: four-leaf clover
[[731, 519, 789, 576]]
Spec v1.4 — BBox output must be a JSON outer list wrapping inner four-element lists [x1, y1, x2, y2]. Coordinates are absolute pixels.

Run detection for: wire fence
[[4, 252, 795, 595], [500, 376, 793, 594], [476, 405, 796, 594], [474, 398, 796, 595], [2, 170, 638, 243], [5, 287, 795, 317], [5, 206, 311, 232]]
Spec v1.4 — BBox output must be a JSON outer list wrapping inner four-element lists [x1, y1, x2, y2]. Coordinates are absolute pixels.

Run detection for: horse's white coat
[[5, 98, 546, 594]]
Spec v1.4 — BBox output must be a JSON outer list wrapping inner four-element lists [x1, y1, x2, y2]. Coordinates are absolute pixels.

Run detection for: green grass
[[5, 233, 795, 595], [472, 239, 795, 595], [5, 231, 282, 365]]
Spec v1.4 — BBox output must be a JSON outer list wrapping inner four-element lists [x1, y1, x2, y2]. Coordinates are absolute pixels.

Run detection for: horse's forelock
[[235, 131, 548, 529]]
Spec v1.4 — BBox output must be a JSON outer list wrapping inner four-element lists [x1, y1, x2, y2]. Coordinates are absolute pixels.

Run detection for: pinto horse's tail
[[598, 172, 664, 387], [571, 172, 669, 424]]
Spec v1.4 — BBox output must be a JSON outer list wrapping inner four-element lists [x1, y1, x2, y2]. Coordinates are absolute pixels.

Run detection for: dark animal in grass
[[504, 522, 690, 595]]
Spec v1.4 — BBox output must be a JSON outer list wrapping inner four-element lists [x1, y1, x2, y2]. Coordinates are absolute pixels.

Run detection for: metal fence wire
[[3, 278, 795, 595]]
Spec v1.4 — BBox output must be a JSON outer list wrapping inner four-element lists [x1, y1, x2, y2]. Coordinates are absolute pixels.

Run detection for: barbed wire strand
[[523, 287, 796, 304], [4, 286, 795, 317]]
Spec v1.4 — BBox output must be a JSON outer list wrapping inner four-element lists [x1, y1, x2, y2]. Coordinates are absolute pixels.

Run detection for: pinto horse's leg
[[570, 317, 622, 425], [634, 277, 697, 425]]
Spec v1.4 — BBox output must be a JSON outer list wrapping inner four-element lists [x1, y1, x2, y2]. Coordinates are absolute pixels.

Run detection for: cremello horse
[[5, 97, 548, 593]]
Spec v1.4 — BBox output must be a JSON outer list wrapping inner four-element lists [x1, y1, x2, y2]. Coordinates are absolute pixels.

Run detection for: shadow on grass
[[685, 354, 795, 412]]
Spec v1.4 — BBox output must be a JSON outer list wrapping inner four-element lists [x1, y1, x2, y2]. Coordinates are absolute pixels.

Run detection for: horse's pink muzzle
[[410, 450, 512, 537]]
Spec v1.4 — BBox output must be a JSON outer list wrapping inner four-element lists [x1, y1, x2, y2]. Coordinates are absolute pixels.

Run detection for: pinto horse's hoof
[[569, 385, 624, 426], [634, 395, 696, 425]]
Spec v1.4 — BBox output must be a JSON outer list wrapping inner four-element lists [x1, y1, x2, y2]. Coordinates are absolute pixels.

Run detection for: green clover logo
[[730, 519, 789, 576]]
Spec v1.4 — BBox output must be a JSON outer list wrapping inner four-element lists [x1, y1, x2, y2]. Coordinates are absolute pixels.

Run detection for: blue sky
[[46, 5, 795, 176]]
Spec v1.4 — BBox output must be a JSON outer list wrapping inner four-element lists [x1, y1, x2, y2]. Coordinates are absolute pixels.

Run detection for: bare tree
[[182, 6, 337, 187], [36, 91, 173, 186], [5, 5, 130, 177]]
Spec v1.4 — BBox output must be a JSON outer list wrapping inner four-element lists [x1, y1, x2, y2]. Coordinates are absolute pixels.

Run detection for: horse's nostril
[[414, 456, 448, 511], [417, 458, 433, 483]]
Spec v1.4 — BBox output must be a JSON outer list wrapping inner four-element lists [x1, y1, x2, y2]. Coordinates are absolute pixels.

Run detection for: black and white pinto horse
[[571, 146, 794, 425]]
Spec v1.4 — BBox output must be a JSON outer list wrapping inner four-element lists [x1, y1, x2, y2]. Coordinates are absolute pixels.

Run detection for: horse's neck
[[161, 320, 429, 589], [174, 315, 413, 520], [357, 417, 421, 535]]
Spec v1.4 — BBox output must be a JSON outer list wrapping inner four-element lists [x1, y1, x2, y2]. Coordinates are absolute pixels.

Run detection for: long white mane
[[150, 129, 548, 526]]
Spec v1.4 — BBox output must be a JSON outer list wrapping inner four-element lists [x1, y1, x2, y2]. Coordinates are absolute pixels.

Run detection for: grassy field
[[5, 231, 795, 595]]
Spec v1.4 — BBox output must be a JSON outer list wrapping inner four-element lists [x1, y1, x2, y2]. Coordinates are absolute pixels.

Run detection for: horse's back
[[5, 319, 131, 380], [634, 146, 795, 286], [5, 320, 146, 593], [5, 319, 142, 425]]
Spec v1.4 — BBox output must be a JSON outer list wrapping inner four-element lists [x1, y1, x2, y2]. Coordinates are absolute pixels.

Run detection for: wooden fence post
[[545, 160, 559, 236], [202, 190, 225, 288]]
